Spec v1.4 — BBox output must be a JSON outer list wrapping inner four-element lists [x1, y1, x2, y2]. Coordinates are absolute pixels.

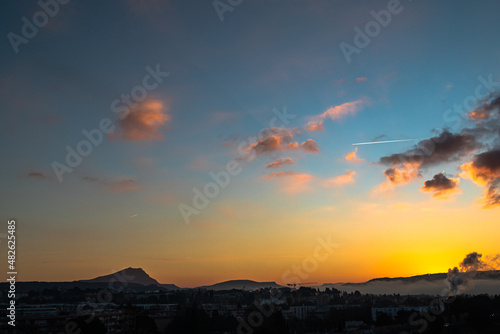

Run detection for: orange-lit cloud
[[355, 77, 368, 83], [301, 139, 320, 153], [244, 128, 319, 155], [420, 172, 461, 199], [306, 100, 365, 132], [345, 148, 363, 163], [325, 171, 356, 187], [467, 95, 500, 121], [459, 149, 500, 208], [266, 157, 295, 169], [384, 163, 421, 185], [110, 100, 170, 141], [265, 171, 313, 193], [374, 163, 421, 194], [459, 151, 500, 186], [467, 109, 492, 121]]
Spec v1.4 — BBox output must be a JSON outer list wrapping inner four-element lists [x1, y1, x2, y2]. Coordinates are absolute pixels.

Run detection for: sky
[[1, 0, 499, 288]]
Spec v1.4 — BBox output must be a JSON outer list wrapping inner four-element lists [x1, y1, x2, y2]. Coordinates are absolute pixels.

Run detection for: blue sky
[[1, 0, 499, 286]]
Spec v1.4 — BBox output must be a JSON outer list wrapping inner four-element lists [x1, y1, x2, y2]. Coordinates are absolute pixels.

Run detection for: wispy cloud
[[325, 171, 356, 187], [265, 171, 314, 194], [265, 170, 356, 193], [83, 176, 144, 193], [306, 100, 365, 132], [27, 171, 48, 179], [266, 157, 295, 169]]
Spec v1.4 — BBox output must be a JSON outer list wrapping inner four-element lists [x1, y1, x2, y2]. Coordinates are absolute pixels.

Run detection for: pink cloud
[[301, 139, 320, 153], [306, 100, 365, 132], [355, 77, 368, 83], [244, 128, 319, 155], [266, 157, 295, 169], [110, 100, 170, 142]]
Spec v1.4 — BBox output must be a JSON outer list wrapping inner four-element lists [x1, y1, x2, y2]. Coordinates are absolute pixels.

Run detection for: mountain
[[79, 267, 163, 287], [322, 270, 500, 295], [201, 280, 283, 291]]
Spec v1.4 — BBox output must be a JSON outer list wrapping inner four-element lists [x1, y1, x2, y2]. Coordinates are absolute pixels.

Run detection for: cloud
[[446, 251, 500, 295], [83, 176, 144, 193], [376, 92, 500, 204], [355, 77, 368, 83], [380, 130, 480, 169], [384, 164, 421, 185], [460, 252, 486, 272], [325, 171, 356, 187], [265, 170, 356, 193], [266, 157, 295, 169], [306, 100, 365, 132], [27, 172, 48, 179], [375, 131, 478, 193], [265, 171, 313, 193], [345, 148, 363, 163], [110, 100, 170, 141], [467, 109, 492, 120], [462, 95, 500, 136], [373, 163, 421, 195], [372, 134, 387, 141], [420, 172, 461, 199], [480, 95, 500, 113], [378, 72, 397, 83], [244, 127, 319, 155], [300, 139, 320, 153], [459, 149, 500, 208]]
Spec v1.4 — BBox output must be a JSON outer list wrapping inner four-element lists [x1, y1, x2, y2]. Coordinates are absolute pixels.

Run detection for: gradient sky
[[1, 0, 500, 288]]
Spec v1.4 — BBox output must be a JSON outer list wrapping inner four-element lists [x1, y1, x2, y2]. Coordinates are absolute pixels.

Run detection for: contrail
[[352, 138, 419, 146]]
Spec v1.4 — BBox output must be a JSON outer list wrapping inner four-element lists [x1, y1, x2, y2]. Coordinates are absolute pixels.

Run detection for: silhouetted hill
[[79, 267, 161, 286], [1, 267, 180, 292], [340, 270, 500, 286], [322, 270, 500, 295], [201, 280, 283, 291], [79, 267, 180, 289]]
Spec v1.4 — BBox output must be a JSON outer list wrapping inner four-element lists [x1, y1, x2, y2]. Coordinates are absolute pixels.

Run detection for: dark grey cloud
[[420, 172, 460, 198], [380, 130, 480, 168]]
